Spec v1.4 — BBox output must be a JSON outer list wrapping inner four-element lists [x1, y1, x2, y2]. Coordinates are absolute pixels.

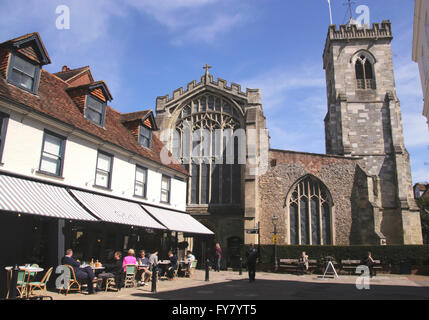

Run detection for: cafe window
[[161, 175, 171, 203], [7, 53, 40, 94], [0, 112, 9, 163], [134, 166, 148, 198], [139, 125, 152, 149], [85, 95, 106, 127], [39, 130, 66, 176], [95, 151, 113, 189]]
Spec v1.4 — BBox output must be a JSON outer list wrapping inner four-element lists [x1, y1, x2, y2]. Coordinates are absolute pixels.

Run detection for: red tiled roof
[[0, 67, 187, 176], [54, 66, 91, 82], [0, 32, 51, 65], [120, 110, 151, 123]]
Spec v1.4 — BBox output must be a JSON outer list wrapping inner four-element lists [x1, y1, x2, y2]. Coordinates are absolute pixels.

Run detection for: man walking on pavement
[[246, 243, 258, 282]]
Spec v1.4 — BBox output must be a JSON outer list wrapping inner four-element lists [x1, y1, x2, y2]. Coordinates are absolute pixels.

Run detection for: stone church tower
[[154, 20, 423, 263], [323, 20, 422, 244], [155, 68, 267, 263]]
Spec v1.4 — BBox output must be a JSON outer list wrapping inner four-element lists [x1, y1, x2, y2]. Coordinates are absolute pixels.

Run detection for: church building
[[155, 20, 423, 264]]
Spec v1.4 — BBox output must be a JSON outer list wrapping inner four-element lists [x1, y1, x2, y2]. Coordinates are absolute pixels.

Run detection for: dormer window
[[139, 125, 152, 148], [85, 95, 106, 127], [7, 53, 40, 94]]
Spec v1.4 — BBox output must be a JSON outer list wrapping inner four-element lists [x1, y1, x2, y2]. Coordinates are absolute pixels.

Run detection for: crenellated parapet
[[323, 20, 393, 64], [156, 73, 261, 113], [328, 20, 392, 41]]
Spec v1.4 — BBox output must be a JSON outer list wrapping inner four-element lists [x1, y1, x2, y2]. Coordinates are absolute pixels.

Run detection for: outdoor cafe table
[[5, 266, 44, 298], [157, 260, 171, 277], [80, 265, 105, 275]]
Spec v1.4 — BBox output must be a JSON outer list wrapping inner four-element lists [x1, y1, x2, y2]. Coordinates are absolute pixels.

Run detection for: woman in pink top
[[122, 248, 137, 271]]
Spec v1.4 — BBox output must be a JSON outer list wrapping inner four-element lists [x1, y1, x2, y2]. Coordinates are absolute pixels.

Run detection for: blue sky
[[1, 0, 428, 183]]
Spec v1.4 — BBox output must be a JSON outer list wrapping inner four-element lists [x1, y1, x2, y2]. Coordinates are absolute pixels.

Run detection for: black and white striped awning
[[70, 189, 166, 230], [141, 205, 214, 235], [0, 175, 97, 221]]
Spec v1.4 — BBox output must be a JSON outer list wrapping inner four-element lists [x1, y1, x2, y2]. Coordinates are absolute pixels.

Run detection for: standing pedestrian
[[215, 243, 222, 272], [246, 244, 258, 282]]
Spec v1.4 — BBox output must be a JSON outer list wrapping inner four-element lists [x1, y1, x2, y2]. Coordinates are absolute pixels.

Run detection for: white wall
[[0, 104, 187, 211], [413, 0, 429, 125]]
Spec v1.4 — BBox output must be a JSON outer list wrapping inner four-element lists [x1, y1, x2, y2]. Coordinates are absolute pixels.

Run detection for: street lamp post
[[272, 214, 279, 272]]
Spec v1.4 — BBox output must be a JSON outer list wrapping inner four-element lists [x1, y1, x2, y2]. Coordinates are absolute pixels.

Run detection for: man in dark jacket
[[166, 251, 178, 280], [246, 244, 258, 282], [61, 249, 97, 294], [97, 251, 123, 290]]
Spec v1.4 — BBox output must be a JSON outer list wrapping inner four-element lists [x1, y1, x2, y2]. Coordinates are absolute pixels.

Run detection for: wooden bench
[[307, 259, 319, 273], [341, 259, 383, 275], [341, 260, 361, 274], [279, 259, 319, 274], [372, 260, 383, 275], [279, 259, 299, 273]]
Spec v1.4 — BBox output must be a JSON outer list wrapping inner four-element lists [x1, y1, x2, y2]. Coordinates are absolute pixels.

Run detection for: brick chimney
[[62, 65, 70, 72]]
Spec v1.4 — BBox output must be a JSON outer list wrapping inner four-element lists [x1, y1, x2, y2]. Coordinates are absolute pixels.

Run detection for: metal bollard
[[8, 265, 19, 299], [205, 258, 210, 281], [151, 268, 158, 293], [239, 257, 242, 275]]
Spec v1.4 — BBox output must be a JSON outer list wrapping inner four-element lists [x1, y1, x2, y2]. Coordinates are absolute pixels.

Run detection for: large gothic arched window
[[354, 53, 376, 89], [288, 176, 332, 245], [173, 94, 243, 205]]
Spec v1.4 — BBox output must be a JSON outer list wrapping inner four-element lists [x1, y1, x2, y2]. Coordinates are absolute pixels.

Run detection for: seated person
[[298, 251, 309, 275], [166, 251, 178, 280], [61, 249, 97, 294], [137, 250, 152, 285], [181, 250, 196, 276], [363, 251, 376, 277], [96, 251, 123, 290], [122, 249, 137, 272], [186, 250, 196, 262]]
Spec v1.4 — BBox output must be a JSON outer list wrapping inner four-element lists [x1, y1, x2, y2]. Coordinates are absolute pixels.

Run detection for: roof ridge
[[53, 65, 90, 75], [41, 69, 70, 86]]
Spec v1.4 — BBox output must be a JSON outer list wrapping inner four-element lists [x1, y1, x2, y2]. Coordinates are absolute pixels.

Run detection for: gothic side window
[[355, 54, 376, 90], [173, 94, 243, 205], [288, 176, 332, 245]]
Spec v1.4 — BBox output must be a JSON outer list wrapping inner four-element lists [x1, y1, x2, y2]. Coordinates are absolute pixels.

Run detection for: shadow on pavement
[[130, 278, 429, 300]]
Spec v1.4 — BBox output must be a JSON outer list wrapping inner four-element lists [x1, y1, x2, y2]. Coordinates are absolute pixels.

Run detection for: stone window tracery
[[288, 176, 332, 245], [173, 94, 243, 205], [354, 53, 376, 90]]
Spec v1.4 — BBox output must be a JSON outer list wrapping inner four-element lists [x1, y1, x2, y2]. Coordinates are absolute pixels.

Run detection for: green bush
[[256, 244, 429, 267]]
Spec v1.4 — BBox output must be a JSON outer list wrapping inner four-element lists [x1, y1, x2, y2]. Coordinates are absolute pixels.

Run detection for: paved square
[[47, 270, 429, 300]]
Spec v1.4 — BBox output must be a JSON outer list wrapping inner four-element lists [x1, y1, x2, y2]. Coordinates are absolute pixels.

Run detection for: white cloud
[[403, 112, 429, 148], [123, 0, 245, 44], [240, 64, 326, 110], [170, 13, 244, 46]]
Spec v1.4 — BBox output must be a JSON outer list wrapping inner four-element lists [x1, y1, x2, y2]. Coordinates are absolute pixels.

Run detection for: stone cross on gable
[[203, 63, 212, 76]]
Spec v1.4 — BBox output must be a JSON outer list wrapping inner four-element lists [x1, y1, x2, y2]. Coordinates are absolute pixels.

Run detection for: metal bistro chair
[[185, 260, 198, 278], [28, 267, 53, 296], [104, 276, 117, 292], [16, 269, 30, 298], [58, 265, 82, 296], [124, 264, 137, 288], [6, 268, 28, 299], [105, 272, 123, 293], [28, 264, 39, 281]]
